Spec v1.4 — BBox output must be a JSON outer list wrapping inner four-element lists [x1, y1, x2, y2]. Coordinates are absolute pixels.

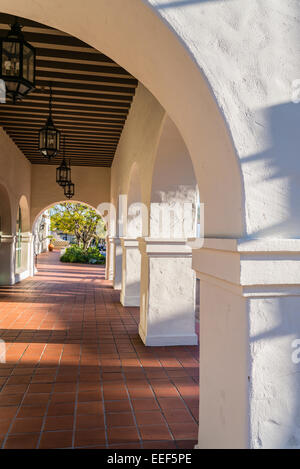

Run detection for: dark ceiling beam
[[0, 13, 137, 168], [35, 47, 115, 64], [1, 119, 124, 128], [36, 60, 131, 77], [33, 88, 133, 101], [35, 79, 135, 95], [0, 107, 128, 117], [9, 96, 131, 108], [0, 29, 93, 49], [37, 70, 136, 87]]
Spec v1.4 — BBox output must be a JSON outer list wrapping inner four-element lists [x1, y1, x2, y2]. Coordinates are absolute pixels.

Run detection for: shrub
[[60, 245, 105, 265]]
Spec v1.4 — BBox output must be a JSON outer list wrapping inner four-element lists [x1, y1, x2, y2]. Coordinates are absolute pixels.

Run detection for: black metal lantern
[[0, 18, 36, 103], [64, 180, 75, 199], [39, 85, 60, 159], [56, 137, 70, 187]]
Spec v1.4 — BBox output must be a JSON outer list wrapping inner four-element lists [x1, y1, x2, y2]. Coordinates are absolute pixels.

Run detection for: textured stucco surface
[[0, 128, 31, 233], [0, 0, 299, 449]]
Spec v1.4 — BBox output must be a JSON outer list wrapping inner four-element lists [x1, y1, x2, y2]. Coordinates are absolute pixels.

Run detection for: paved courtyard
[[0, 251, 199, 449]]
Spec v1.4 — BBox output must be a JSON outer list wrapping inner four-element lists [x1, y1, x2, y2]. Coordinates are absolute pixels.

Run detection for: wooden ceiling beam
[[0, 107, 128, 117], [35, 79, 135, 95], [36, 60, 131, 77], [8, 96, 131, 108]]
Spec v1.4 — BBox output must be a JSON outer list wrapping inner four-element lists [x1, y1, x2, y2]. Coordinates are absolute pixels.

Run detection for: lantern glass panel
[[48, 129, 57, 148], [2, 40, 20, 77], [39, 129, 46, 148], [64, 182, 75, 198], [5, 80, 18, 92], [23, 44, 34, 82]]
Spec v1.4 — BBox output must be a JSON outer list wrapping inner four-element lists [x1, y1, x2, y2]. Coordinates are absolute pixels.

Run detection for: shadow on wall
[[241, 101, 300, 239], [241, 101, 300, 448], [155, 0, 229, 8]]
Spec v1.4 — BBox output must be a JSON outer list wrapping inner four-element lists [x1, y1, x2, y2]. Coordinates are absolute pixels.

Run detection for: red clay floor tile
[[0, 250, 199, 449]]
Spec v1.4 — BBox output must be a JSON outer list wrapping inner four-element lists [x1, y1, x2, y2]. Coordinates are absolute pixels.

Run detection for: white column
[[193, 238, 300, 449], [113, 237, 123, 290], [105, 236, 112, 280], [108, 236, 123, 289], [15, 232, 33, 283], [0, 235, 15, 285], [139, 238, 197, 346], [105, 236, 116, 281], [120, 238, 141, 306], [25, 233, 35, 277]]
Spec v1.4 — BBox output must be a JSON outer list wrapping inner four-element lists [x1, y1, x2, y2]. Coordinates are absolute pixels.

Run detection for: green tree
[[50, 202, 106, 251]]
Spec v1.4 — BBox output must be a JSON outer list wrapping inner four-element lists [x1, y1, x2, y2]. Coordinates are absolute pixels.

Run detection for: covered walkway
[[0, 251, 198, 449]]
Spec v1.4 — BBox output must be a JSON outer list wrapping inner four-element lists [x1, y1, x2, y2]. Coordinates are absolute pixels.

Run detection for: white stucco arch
[[150, 115, 198, 238], [0, 0, 244, 238], [0, 179, 12, 235], [18, 195, 30, 233], [126, 163, 145, 238], [0, 180, 13, 285], [0, 0, 299, 449]]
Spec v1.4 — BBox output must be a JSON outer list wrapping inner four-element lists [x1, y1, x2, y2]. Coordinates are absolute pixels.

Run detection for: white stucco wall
[[111, 83, 165, 216], [0, 128, 31, 284], [0, 128, 31, 233], [147, 0, 300, 238]]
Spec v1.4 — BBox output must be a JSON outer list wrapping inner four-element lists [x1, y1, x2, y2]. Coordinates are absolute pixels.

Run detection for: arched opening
[[0, 0, 244, 237], [15, 195, 32, 282], [0, 182, 12, 235], [0, 2, 247, 450], [139, 116, 198, 346], [120, 163, 143, 307], [0, 181, 13, 285], [32, 200, 107, 265]]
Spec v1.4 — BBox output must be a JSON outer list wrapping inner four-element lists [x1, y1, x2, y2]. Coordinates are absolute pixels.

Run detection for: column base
[[120, 291, 140, 307], [139, 324, 198, 346], [15, 270, 31, 283]]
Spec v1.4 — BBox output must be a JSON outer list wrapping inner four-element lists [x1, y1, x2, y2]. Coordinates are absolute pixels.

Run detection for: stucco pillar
[[193, 238, 300, 449], [120, 238, 141, 307], [108, 237, 123, 290], [106, 236, 116, 282], [15, 232, 34, 283], [0, 235, 15, 285], [105, 236, 112, 280], [23, 233, 35, 277], [138, 238, 197, 346]]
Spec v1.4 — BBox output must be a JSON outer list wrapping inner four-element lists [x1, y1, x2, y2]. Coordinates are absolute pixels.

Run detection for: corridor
[[0, 251, 199, 449]]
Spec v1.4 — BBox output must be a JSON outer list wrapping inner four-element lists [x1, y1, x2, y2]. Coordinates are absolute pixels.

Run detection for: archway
[[14, 195, 33, 282], [32, 200, 107, 253], [0, 0, 244, 239], [139, 116, 198, 346], [0, 181, 13, 285], [120, 163, 143, 307], [0, 1, 247, 449]]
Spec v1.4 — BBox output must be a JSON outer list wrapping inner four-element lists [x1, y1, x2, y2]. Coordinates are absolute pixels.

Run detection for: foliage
[[60, 245, 105, 265], [50, 202, 106, 251]]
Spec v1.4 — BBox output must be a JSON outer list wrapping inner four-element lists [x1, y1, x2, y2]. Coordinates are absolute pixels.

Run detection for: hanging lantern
[[56, 137, 70, 187], [0, 18, 36, 103], [64, 180, 75, 199], [39, 85, 60, 159]]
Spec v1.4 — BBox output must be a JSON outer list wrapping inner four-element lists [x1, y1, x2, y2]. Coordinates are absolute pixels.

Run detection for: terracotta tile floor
[[0, 250, 199, 449]]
